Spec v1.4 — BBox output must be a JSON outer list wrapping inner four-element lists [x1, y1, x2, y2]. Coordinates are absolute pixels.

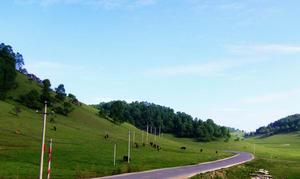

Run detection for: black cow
[[150, 142, 153, 146], [216, 151, 218, 154], [104, 134, 109, 140], [200, 149, 203, 153], [123, 155, 130, 162], [180, 146, 186, 150], [134, 142, 139, 148]]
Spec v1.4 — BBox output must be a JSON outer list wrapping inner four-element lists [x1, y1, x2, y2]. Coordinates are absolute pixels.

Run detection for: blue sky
[[1, 0, 300, 131]]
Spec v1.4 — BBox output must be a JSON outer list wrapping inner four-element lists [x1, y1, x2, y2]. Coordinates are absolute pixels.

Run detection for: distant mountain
[[253, 114, 300, 136]]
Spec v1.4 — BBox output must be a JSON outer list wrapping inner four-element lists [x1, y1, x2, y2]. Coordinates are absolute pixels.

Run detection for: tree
[[95, 101, 230, 141], [109, 101, 125, 123], [0, 44, 16, 99], [55, 84, 66, 101], [19, 89, 42, 109], [41, 79, 52, 104], [15, 52, 24, 71], [53, 101, 74, 116], [68, 93, 79, 105]]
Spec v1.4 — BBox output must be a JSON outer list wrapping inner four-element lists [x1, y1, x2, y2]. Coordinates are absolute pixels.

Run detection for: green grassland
[[1, 73, 300, 179], [191, 132, 300, 178], [0, 74, 231, 178]]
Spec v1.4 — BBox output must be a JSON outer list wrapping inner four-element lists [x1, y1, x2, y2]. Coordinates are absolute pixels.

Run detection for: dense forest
[[0, 42, 79, 116], [249, 114, 300, 136], [94, 101, 230, 142]]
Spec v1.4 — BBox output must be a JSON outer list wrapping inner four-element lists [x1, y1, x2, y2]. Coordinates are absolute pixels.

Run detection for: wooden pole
[[39, 101, 48, 179], [159, 126, 161, 138], [133, 131, 135, 144], [146, 124, 149, 143], [128, 131, 131, 163], [142, 131, 144, 144], [154, 127, 156, 142], [113, 144, 116, 166]]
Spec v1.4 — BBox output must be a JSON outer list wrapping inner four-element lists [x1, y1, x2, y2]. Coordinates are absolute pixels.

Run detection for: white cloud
[[242, 88, 300, 104], [15, 0, 157, 9], [146, 60, 244, 77], [228, 44, 300, 56], [25, 61, 84, 71]]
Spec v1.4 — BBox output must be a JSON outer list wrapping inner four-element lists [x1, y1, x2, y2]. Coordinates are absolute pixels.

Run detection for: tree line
[[247, 114, 300, 136], [0, 42, 79, 116], [94, 101, 230, 142]]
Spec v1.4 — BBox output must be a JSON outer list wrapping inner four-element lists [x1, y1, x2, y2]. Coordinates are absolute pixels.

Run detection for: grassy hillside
[[0, 73, 231, 178], [192, 132, 300, 178]]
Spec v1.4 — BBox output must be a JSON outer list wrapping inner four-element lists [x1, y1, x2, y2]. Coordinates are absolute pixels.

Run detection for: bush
[[19, 89, 42, 109], [54, 102, 74, 116]]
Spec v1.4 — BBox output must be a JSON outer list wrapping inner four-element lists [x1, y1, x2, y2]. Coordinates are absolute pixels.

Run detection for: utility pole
[[142, 131, 144, 144], [159, 126, 161, 138], [113, 144, 117, 166], [128, 131, 131, 163], [39, 101, 48, 179], [146, 124, 149, 143], [154, 127, 156, 142], [133, 131, 135, 144]]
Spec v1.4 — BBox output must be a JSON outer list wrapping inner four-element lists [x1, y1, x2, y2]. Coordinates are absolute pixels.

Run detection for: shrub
[[19, 89, 42, 109]]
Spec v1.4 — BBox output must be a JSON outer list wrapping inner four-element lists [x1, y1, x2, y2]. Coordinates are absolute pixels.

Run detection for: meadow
[[1, 74, 300, 179], [0, 74, 231, 178], [191, 132, 300, 178]]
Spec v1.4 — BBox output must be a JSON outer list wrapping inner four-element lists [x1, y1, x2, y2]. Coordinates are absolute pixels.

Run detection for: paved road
[[96, 151, 254, 179]]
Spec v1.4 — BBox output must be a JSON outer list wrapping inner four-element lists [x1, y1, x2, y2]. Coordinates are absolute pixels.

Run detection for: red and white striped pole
[[47, 138, 53, 179]]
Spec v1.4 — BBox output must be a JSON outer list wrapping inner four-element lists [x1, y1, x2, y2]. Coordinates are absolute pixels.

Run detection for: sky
[[1, 0, 300, 131]]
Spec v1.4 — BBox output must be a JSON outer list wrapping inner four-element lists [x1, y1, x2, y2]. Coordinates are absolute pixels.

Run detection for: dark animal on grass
[[180, 146, 186, 150], [156, 145, 161, 151], [150, 142, 153, 146], [53, 126, 56, 131], [134, 142, 139, 148], [142, 143, 145, 147], [216, 151, 218, 154], [153, 144, 157, 148], [123, 155, 130, 162], [104, 134, 109, 140], [200, 149, 203, 153]]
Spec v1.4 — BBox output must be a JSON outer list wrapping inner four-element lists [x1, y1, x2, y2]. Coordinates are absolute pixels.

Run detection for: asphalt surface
[[96, 151, 254, 179]]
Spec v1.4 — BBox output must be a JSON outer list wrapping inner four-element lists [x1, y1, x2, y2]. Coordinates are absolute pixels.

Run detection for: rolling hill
[[0, 73, 231, 178], [253, 114, 300, 136]]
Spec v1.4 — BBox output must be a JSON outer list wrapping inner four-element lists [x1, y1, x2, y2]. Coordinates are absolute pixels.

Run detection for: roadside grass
[[191, 132, 300, 178]]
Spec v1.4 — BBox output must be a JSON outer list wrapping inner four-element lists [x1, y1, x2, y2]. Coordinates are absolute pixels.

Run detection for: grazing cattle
[[200, 149, 203, 153], [104, 134, 109, 140], [216, 151, 218, 154], [123, 155, 129, 162], [134, 142, 139, 148], [180, 146, 186, 150], [153, 144, 157, 148], [53, 126, 57, 131], [150, 142, 153, 146], [156, 145, 161, 151], [142, 143, 145, 147]]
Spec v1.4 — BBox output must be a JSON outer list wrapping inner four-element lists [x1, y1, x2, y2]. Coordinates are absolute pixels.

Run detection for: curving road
[[96, 151, 254, 179]]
